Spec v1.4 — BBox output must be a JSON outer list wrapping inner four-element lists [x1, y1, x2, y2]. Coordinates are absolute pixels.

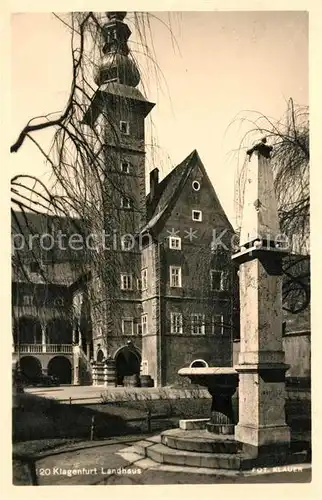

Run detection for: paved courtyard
[[14, 435, 311, 486]]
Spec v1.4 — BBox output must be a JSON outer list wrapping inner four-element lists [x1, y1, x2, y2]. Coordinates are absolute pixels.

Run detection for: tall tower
[[83, 12, 155, 359], [85, 11, 155, 234]]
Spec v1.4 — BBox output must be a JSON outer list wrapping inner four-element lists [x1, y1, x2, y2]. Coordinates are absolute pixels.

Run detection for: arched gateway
[[114, 345, 141, 385], [20, 356, 42, 379], [47, 356, 72, 384]]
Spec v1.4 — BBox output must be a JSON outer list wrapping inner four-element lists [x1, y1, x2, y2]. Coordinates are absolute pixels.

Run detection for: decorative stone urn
[[178, 367, 238, 435]]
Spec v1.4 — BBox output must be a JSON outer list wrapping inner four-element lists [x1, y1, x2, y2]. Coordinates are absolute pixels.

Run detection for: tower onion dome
[[94, 11, 140, 87]]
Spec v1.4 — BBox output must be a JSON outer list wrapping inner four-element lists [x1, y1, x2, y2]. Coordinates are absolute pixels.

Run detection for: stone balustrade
[[14, 344, 73, 354]]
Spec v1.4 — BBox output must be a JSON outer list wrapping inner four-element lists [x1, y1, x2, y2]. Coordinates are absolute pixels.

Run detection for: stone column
[[86, 342, 91, 360], [232, 141, 291, 461], [41, 323, 46, 353], [91, 361, 97, 386], [72, 321, 76, 345], [72, 344, 80, 385]]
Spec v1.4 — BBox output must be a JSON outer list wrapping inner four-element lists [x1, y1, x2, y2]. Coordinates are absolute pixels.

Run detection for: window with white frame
[[120, 273, 133, 290], [23, 295, 33, 306], [121, 235, 134, 251], [141, 314, 148, 335], [210, 270, 229, 291], [191, 314, 205, 335], [212, 314, 224, 335], [192, 180, 201, 191], [120, 120, 130, 135], [169, 236, 181, 250], [222, 270, 229, 290], [170, 312, 183, 334], [141, 268, 148, 290], [122, 317, 134, 335], [120, 196, 132, 209], [210, 270, 224, 291], [137, 321, 143, 335], [121, 160, 130, 174], [192, 210, 202, 222], [170, 266, 182, 288]]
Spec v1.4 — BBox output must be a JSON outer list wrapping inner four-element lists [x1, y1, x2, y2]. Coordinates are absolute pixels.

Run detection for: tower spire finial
[[95, 11, 140, 87], [106, 12, 127, 21]]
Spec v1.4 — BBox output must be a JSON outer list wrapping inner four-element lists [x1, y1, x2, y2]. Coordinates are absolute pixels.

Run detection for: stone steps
[[161, 429, 240, 454], [146, 442, 243, 470], [124, 432, 309, 471], [146, 443, 308, 471]]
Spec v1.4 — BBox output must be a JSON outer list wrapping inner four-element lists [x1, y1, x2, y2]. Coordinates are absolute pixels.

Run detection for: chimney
[[150, 168, 159, 202], [147, 168, 159, 220]]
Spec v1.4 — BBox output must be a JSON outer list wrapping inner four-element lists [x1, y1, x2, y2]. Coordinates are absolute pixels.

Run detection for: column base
[[235, 424, 292, 468], [235, 423, 291, 449]]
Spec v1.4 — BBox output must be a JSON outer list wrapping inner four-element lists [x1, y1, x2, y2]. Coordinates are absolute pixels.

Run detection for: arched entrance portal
[[20, 356, 42, 379], [97, 349, 104, 362], [47, 356, 72, 384], [115, 346, 141, 385]]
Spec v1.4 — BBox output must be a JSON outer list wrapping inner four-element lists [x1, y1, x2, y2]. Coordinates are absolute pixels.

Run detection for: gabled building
[[139, 150, 236, 385]]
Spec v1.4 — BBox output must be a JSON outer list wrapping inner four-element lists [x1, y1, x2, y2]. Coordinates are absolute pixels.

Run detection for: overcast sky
[[11, 11, 308, 226]]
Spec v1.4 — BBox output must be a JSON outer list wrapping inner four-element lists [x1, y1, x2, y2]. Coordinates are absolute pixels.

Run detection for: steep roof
[[144, 149, 233, 234], [11, 210, 85, 267], [11, 210, 82, 237]]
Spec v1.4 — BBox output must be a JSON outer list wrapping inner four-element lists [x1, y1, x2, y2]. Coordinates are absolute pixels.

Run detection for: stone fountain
[[178, 366, 238, 435], [119, 140, 310, 471]]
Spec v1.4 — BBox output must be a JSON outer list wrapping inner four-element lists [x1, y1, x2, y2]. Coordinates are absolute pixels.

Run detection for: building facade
[[11, 12, 238, 386]]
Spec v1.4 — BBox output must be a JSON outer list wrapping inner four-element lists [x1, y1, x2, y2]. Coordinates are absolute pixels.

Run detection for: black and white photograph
[[9, 4, 314, 491]]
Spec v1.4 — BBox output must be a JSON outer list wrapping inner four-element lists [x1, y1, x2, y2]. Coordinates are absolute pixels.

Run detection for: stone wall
[[283, 331, 311, 378], [163, 335, 232, 386]]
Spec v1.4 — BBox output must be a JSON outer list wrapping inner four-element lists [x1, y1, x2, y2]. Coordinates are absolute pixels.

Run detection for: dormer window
[[121, 161, 130, 174], [192, 210, 202, 222], [120, 120, 130, 135], [121, 196, 133, 209]]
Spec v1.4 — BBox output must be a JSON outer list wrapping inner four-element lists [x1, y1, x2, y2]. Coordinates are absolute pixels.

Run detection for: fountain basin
[[178, 367, 238, 435]]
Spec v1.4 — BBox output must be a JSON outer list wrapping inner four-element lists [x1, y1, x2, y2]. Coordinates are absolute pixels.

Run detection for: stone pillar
[[232, 141, 291, 460], [41, 323, 46, 353], [91, 361, 97, 386], [86, 342, 91, 360], [77, 320, 82, 347], [72, 321, 76, 345], [72, 345, 80, 385]]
